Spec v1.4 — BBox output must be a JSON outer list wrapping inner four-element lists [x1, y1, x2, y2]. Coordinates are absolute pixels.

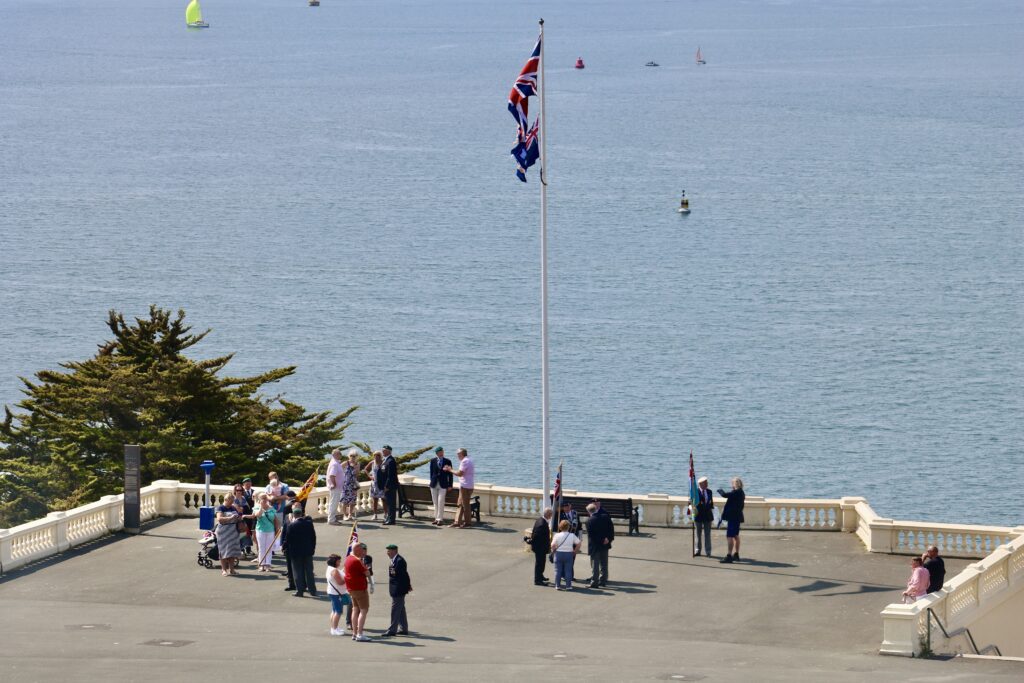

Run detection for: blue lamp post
[[198, 460, 216, 530]]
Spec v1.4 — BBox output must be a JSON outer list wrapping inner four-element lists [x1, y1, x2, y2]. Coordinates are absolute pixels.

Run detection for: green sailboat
[[186, 0, 209, 28]]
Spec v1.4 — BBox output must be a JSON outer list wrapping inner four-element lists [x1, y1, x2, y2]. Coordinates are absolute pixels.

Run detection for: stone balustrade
[[3, 477, 1018, 576], [3, 477, 1021, 658], [879, 531, 1024, 657]]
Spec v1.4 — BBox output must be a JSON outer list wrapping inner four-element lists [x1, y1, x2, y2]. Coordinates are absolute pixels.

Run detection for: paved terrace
[[0, 517, 1019, 682]]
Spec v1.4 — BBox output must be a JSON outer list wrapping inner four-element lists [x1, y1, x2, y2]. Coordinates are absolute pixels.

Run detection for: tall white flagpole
[[538, 17, 551, 506]]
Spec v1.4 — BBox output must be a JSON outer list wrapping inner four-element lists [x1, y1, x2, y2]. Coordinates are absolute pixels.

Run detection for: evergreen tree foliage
[[348, 442, 432, 481], [0, 307, 364, 527]]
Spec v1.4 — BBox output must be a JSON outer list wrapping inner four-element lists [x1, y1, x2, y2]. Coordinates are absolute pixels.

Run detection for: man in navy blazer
[[379, 445, 400, 525], [586, 500, 615, 588], [428, 446, 454, 525], [383, 543, 412, 636]]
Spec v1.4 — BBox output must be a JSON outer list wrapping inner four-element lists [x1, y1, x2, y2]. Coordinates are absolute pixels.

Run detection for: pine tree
[[0, 307, 357, 527], [348, 442, 432, 481]]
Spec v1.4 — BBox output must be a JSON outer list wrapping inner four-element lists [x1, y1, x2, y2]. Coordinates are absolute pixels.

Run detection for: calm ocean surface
[[1, 0, 1021, 526]]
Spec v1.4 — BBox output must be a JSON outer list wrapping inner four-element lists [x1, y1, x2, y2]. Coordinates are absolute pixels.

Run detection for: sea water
[[1, 0, 1021, 526]]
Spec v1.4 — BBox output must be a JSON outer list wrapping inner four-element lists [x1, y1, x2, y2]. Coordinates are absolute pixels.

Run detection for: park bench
[[559, 495, 640, 536], [397, 483, 480, 523]]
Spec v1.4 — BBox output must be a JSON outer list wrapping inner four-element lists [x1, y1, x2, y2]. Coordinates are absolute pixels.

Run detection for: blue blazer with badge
[[429, 456, 453, 488], [388, 554, 412, 596]]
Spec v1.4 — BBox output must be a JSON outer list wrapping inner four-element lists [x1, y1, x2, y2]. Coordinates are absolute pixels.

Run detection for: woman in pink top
[[902, 556, 930, 603]]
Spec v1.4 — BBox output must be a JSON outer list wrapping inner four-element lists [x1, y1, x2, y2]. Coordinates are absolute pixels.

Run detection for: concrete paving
[[0, 516, 1020, 682]]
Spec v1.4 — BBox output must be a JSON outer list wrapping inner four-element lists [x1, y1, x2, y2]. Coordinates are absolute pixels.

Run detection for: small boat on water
[[678, 190, 691, 214], [645, 61, 659, 67], [308, 0, 319, 5], [574, 57, 585, 69], [696, 46, 706, 65], [185, 0, 209, 28]]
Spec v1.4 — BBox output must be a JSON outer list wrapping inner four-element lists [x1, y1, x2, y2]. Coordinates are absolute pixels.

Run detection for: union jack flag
[[551, 462, 562, 504], [508, 34, 542, 181], [550, 461, 563, 539], [508, 36, 541, 132], [345, 520, 359, 557]]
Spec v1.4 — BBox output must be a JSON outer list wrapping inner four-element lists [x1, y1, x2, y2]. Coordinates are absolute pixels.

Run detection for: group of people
[[692, 476, 747, 563], [902, 545, 946, 602], [324, 541, 413, 641], [525, 475, 749, 590], [325, 445, 476, 528], [209, 469, 416, 641], [529, 499, 615, 590], [427, 446, 475, 527]]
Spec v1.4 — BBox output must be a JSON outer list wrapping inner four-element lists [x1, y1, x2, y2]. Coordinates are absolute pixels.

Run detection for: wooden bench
[[397, 484, 480, 524], [559, 495, 640, 536]]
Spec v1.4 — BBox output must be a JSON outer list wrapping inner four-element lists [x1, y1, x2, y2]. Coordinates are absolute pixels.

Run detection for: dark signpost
[[124, 445, 141, 534]]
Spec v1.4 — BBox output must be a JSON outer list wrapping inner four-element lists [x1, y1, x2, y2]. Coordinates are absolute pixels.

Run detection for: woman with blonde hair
[[549, 519, 581, 590], [902, 556, 930, 603], [717, 477, 746, 563], [340, 448, 361, 520], [362, 450, 385, 521], [253, 492, 280, 572], [214, 492, 243, 576]]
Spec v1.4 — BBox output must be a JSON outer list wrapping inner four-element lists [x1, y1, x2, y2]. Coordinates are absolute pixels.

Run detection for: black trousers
[[590, 547, 609, 585], [384, 489, 398, 522], [389, 593, 408, 633], [533, 550, 547, 583], [289, 553, 316, 594]]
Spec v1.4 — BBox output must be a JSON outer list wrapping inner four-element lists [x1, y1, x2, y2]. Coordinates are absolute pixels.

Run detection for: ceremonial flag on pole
[[512, 120, 540, 182], [507, 34, 542, 181], [345, 520, 359, 557], [688, 451, 699, 519], [549, 460, 563, 556], [551, 461, 562, 506], [294, 464, 320, 503]]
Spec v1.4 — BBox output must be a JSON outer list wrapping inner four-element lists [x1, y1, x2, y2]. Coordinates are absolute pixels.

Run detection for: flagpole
[[538, 17, 551, 506]]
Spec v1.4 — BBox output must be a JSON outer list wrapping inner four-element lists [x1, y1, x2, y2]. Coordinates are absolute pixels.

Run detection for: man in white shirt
[[448, 447, 475, 528], [326, 449, 344, 525]]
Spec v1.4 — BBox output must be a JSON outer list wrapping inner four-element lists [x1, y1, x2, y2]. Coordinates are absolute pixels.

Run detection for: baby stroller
[[197, 530, 219, 568]]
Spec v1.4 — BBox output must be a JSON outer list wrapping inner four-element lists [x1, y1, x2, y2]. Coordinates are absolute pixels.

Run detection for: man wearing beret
[[379, 445, 400, 525], [383, 544, 412, 636]]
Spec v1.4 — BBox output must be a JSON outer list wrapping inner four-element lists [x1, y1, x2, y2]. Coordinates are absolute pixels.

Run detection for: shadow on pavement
[[736, 558, 797, 569], [0, 518, 178, 583], [403, 632, 455, 642], [812, 585, 894, 597], [614, 554, 900, 590]]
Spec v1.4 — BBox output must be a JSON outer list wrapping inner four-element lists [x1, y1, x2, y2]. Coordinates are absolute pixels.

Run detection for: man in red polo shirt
[[344, 543, 371, 641]]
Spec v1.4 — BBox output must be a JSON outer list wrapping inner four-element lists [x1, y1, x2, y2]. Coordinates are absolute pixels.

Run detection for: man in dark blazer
[[383, 543, 412, 636], [283, 505, 317, 597], [428, 446, 454, 525], [586, 500, 614, 588], [693, 476, 714, 557], [379, 444, 400, 525], [529, 508, 553, 585], [280, 491, 298, 591]]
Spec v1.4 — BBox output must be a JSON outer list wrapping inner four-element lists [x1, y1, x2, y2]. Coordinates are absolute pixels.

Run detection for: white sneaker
[[330, 628, 345, 636], [355, 634, 371, 642], [372, 514, 379, 521]]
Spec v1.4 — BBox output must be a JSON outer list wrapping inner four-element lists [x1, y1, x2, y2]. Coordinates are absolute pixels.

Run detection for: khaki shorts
[[349, 589, 369, 610]]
